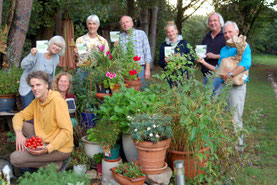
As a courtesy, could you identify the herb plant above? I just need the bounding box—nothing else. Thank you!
[115,162,145,178]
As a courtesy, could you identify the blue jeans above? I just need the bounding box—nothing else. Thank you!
[138,66,146,89]
[21,91,35,110]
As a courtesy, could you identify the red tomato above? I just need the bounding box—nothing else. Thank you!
[31,136,35,140]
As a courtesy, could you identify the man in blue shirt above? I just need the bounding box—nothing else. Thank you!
[197,21,251,151]
[119,15,152,87]
[217,21,251,151]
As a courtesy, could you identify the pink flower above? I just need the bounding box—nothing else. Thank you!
[106,51,110,56]
[98,45,105,52]
[109,54,113,60]
[106,72,110,77]
[112,73,116,78]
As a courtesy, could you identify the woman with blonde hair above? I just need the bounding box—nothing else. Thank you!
[159,21,194,87]
[52,72,75,100]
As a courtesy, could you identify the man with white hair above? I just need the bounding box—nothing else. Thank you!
[119,15,151,87]
[217,21,251,151]
[201,12,226,85]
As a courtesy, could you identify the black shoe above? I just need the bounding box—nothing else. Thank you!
[59,158,70,172]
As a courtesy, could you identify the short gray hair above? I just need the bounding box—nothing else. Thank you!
[207,12,224,27]
[86,14,100,25]
[119,15,133,24]
[48,35,66,56]
[224,21,239,31]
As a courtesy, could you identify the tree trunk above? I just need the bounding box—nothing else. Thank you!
[55,9,62,36]
[176,0,184,34]
[7,0,32,67]
[127,0,135,18]
[149,5,158,68]
[141,9,149,36]
[0,0,3,26]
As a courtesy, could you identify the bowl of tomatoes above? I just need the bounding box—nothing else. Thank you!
[24,136,45,151]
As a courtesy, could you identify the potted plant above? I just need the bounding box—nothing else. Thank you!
[117,30,142,91]
[95,87,159,162]
[128,113,172,174]
[68,144,90,176]
[91,119,121,161]
[81,128,103,159]
[92,152,104,175]
[0,65,22,111]
[110,161,146,185]
[150,48,233,179]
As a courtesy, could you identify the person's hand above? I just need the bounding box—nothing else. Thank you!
[144,69,151,80]
[30,48,37,56]
[114,41,119,46]
[15,131,26,152]
[28,146,48,156]
[195,55,204,64]
[206,52,215,59]
[220,72,232,81]
[165,57,169,63]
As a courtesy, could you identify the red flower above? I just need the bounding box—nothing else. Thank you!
[133,55,141,61]
[129,70,137,76]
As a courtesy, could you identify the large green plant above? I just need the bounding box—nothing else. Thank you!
[95,88,159,133]
[0,66,22,95]
[17,163,90,185]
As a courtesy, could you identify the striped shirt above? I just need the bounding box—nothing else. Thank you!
[119,29,152,65]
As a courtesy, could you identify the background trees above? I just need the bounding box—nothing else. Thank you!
[0,0,276,67]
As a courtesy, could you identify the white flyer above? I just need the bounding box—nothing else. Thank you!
[164,46,175,57]
[195,45,207,58]
[76,43,87,55]
[36,40,48,53]
[110,31,120,42]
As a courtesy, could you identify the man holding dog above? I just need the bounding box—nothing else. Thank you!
[197,21,251,151]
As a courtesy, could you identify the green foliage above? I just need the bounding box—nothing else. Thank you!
[128,113,172,143]
[115,162,145,178]
[92,152,104,164]
[0,66,22,95]
[6,131,15,143]
[96,88,159,133]
[68,144,89,167]
[182,16,209,48]
[89,120,120,149]
[17,163,90,185]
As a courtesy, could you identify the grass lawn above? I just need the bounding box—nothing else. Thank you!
[234,55,277,184]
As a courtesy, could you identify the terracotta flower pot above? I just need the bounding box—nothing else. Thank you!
[124,77,142,91]
[110,167,146,185]
[134,139,171,174]
[95,92,112,99]
[168,147,211,179]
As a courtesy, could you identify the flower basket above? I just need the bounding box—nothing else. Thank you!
[111,167,146,185]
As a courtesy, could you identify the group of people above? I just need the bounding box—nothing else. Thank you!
[10,12,251,171]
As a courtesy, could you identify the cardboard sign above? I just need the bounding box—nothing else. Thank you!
[195,45,207,58]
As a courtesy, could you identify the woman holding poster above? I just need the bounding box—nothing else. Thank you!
[19,36,66,109]
[159,21,193,87]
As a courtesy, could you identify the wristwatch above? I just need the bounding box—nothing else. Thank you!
[228,72,233,78]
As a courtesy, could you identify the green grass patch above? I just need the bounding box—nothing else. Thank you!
[235,61,277,184]
[252,54,277,66]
